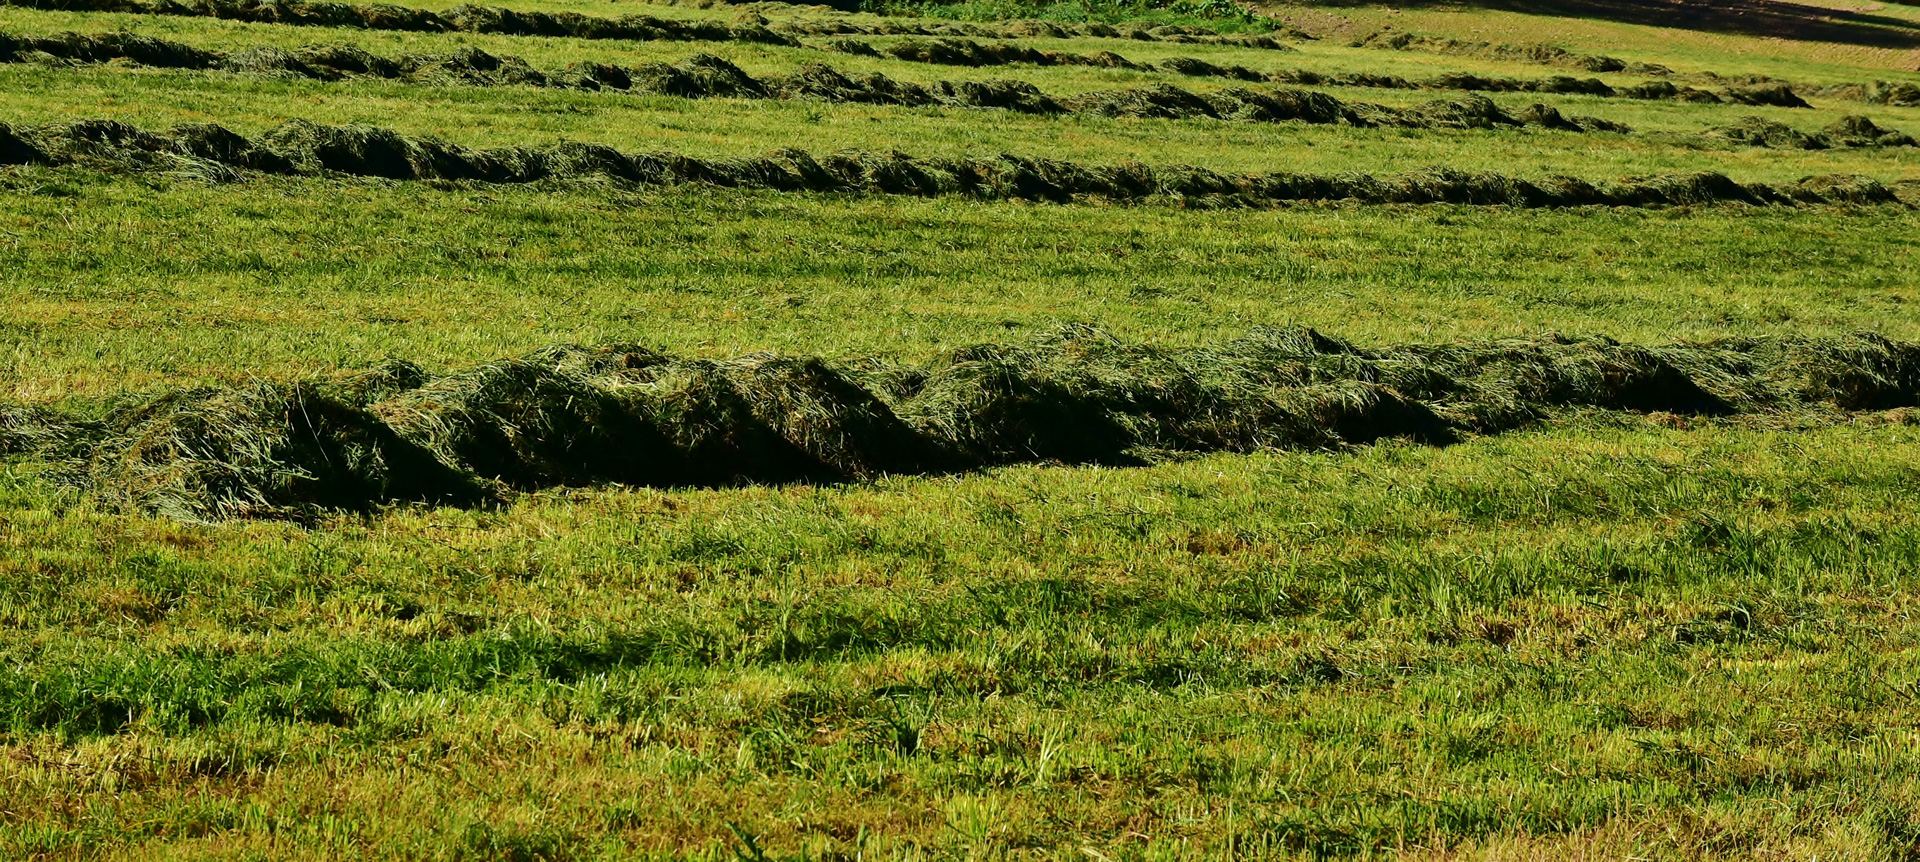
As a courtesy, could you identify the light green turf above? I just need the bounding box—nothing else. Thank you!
[1,173,1915,401]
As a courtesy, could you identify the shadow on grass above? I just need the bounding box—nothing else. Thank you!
[1303,0,1920,51]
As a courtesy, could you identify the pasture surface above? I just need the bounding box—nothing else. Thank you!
[3,0,1920,858]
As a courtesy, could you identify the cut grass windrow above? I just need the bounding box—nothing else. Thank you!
[6,327,1918,520]
[0,0,1299,48]
[20,35,1917,149]
[761,9,1305,46]
[0,12,1865,114]
[4,117,1912,206]
[14,30,1917,150]
[1352,28,1920,108]
[833,37,1843,110]
[1,33,1682,137]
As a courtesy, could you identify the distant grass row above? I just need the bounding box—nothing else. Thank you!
[24,27,1920,158]
[2,24,1816,114]
[8,65,1920,187]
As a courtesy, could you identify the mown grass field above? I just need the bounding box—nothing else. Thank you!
[4,0,1920,858]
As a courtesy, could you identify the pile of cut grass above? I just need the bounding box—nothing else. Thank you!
[0,0,1303,47]
[0,35,1679,137]
[1351,25,1920,107]
[1707,114,1918,150]
[843,36,1874,108]
[8,27,1874,126]
[9,328,1919,520]
[4,117,1911,207]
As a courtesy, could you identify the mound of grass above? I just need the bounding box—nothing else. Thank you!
[6,116,1910,208]
[1705,115,1918,150]
[0,0,1305,46]
[13,25,1844,120]
[78,382,488,520]
[1350,24,1920,108]
[4,33,1681,138]
[5,0,807,43]
[9,328,1919,520]
[1356,28,1643,74]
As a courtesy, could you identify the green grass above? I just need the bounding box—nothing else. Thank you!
[2,172,1916,401]
[7,0,1920,857]
[5,417,1920,858]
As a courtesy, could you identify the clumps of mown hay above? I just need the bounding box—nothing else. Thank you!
[370,345,944,488]
[0,405,81,457]
[1723,335,1920,410]
[1709,117,1825,150]
[0,0,1305,48]
[1820,116,1918,148]
[1722,84,1811,108]
[778,15,1305,47]
[1156,55,1264,81]
[1351,28,1920,107]
[3,116,1908,209]
[11,27,1820,139]
[76,383,488,521]
[1045,83,1623,133]
[1355,30,1641,74]
[814,33,1833,113]
[857,36,1285,72]
[0,120,47,164]
[16,329,1920,519]
[875,37,1055,68]
[0,29,222,68]
[1512,104,1631,134]
[0,29,1648,136]
[1372,337,1736,432]
[1823,81,1920,108]
[1705,115,1917,150]
[895,327,1455,463]
[0,0,805,46]
[1618,80,1726,103]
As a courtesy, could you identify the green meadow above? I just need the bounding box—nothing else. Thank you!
[4,0,1920,857]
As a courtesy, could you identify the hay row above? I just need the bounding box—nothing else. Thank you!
[10,29,1901,142]
[834,37,1833,110]
[0,19,1849,116]
[0,34,1656,136]
[0,0,1298,49]
[1708,115,1917,150]
[753,11,1303,47]
[35,32,1906,151]
[6,328,1918,520]
[1355,29,1920,108]
[2,117,1911,208]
